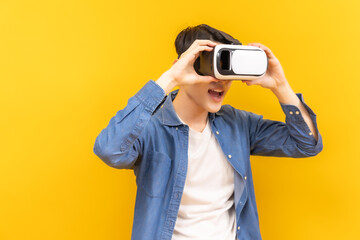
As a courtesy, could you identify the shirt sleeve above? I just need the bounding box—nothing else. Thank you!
[249,93,323,157]
[93,80,166,169]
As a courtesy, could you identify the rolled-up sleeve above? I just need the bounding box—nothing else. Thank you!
[249,93,323,157]
[93,80,166,169]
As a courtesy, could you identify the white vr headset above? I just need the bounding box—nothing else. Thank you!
[194,44,268,80]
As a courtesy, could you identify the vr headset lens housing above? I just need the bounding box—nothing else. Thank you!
[195,44,268,80]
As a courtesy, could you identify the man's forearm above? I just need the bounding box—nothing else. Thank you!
[271,82,319,141]
[155,70,177,95]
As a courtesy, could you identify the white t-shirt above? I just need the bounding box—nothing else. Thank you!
[172,117,236,240]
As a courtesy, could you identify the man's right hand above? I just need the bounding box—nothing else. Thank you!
[156,39,220,94]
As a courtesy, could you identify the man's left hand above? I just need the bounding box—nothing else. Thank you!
[241,43,287,90]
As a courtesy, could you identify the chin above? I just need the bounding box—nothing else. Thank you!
[207,103,222,113]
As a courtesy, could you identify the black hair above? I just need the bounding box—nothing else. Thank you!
[174,24,241,59]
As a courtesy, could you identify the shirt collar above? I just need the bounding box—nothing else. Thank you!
[159,89,224,126]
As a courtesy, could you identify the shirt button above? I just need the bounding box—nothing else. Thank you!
[237,226,240,230]
[289,111,293,115]
[216,131,219,135]
[228,154,232,159]
[244,176,247,180]
[176,127,178,130]
[295,111,300,115]
[309,132,313,135]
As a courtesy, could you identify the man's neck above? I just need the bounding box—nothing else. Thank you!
[173,90,208,133]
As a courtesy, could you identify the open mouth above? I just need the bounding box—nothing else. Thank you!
[208,89,224,101]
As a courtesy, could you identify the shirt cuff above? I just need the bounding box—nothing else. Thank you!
[280,93,320,143]
[135,80,166,112]
[279,93,316,122]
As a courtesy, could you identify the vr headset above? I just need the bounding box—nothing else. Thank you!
[194,44,268,80]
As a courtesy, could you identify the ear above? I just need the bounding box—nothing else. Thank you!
[172,59,178,65]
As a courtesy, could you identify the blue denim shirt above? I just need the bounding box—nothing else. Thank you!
[93,80,323,240]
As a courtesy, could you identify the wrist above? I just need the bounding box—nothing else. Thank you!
[155,70,177,95]
[271,81,299,105]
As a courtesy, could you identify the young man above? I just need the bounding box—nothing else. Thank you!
[93,24,323,240]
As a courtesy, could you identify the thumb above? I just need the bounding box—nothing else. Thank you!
[242,79,260,86]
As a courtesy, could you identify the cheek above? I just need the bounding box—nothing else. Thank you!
[189,85,208,95]
[226,81,233,89]
[183,84,210,103]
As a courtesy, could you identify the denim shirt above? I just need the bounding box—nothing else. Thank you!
[93,80,323,240]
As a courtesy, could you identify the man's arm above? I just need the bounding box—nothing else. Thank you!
[242,42,318,141]
[156,39,221,94]
[271,83,318,141]
[246,94,322,157]
[93,80,166,169]
[94,39,220,169]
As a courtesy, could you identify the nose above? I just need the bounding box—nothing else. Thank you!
[212,79,226,83]
[210,79,231,89]
[217,79,232,86]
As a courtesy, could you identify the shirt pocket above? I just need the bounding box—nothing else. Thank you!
[141,151,172,198]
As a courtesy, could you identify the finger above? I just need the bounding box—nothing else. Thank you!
[247,43,258,47]
[179,45,213,63]
[259,45,275,59]
[187,39,218,52]
[184,44,214,57]
[242,79,259,86]
[197,45,214,54]
[248,42,276,59]
[189,45,214,61]
[193,39,218,46]
[241,80,252,86]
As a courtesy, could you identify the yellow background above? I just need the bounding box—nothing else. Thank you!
[1,0,359,239]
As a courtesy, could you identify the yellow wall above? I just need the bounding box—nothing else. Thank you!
[1,0,359,239]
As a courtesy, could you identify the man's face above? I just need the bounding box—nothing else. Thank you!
[181,79,233,113]
[178,40,232,113]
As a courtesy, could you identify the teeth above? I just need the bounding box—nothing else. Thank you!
[212,89,223,93]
